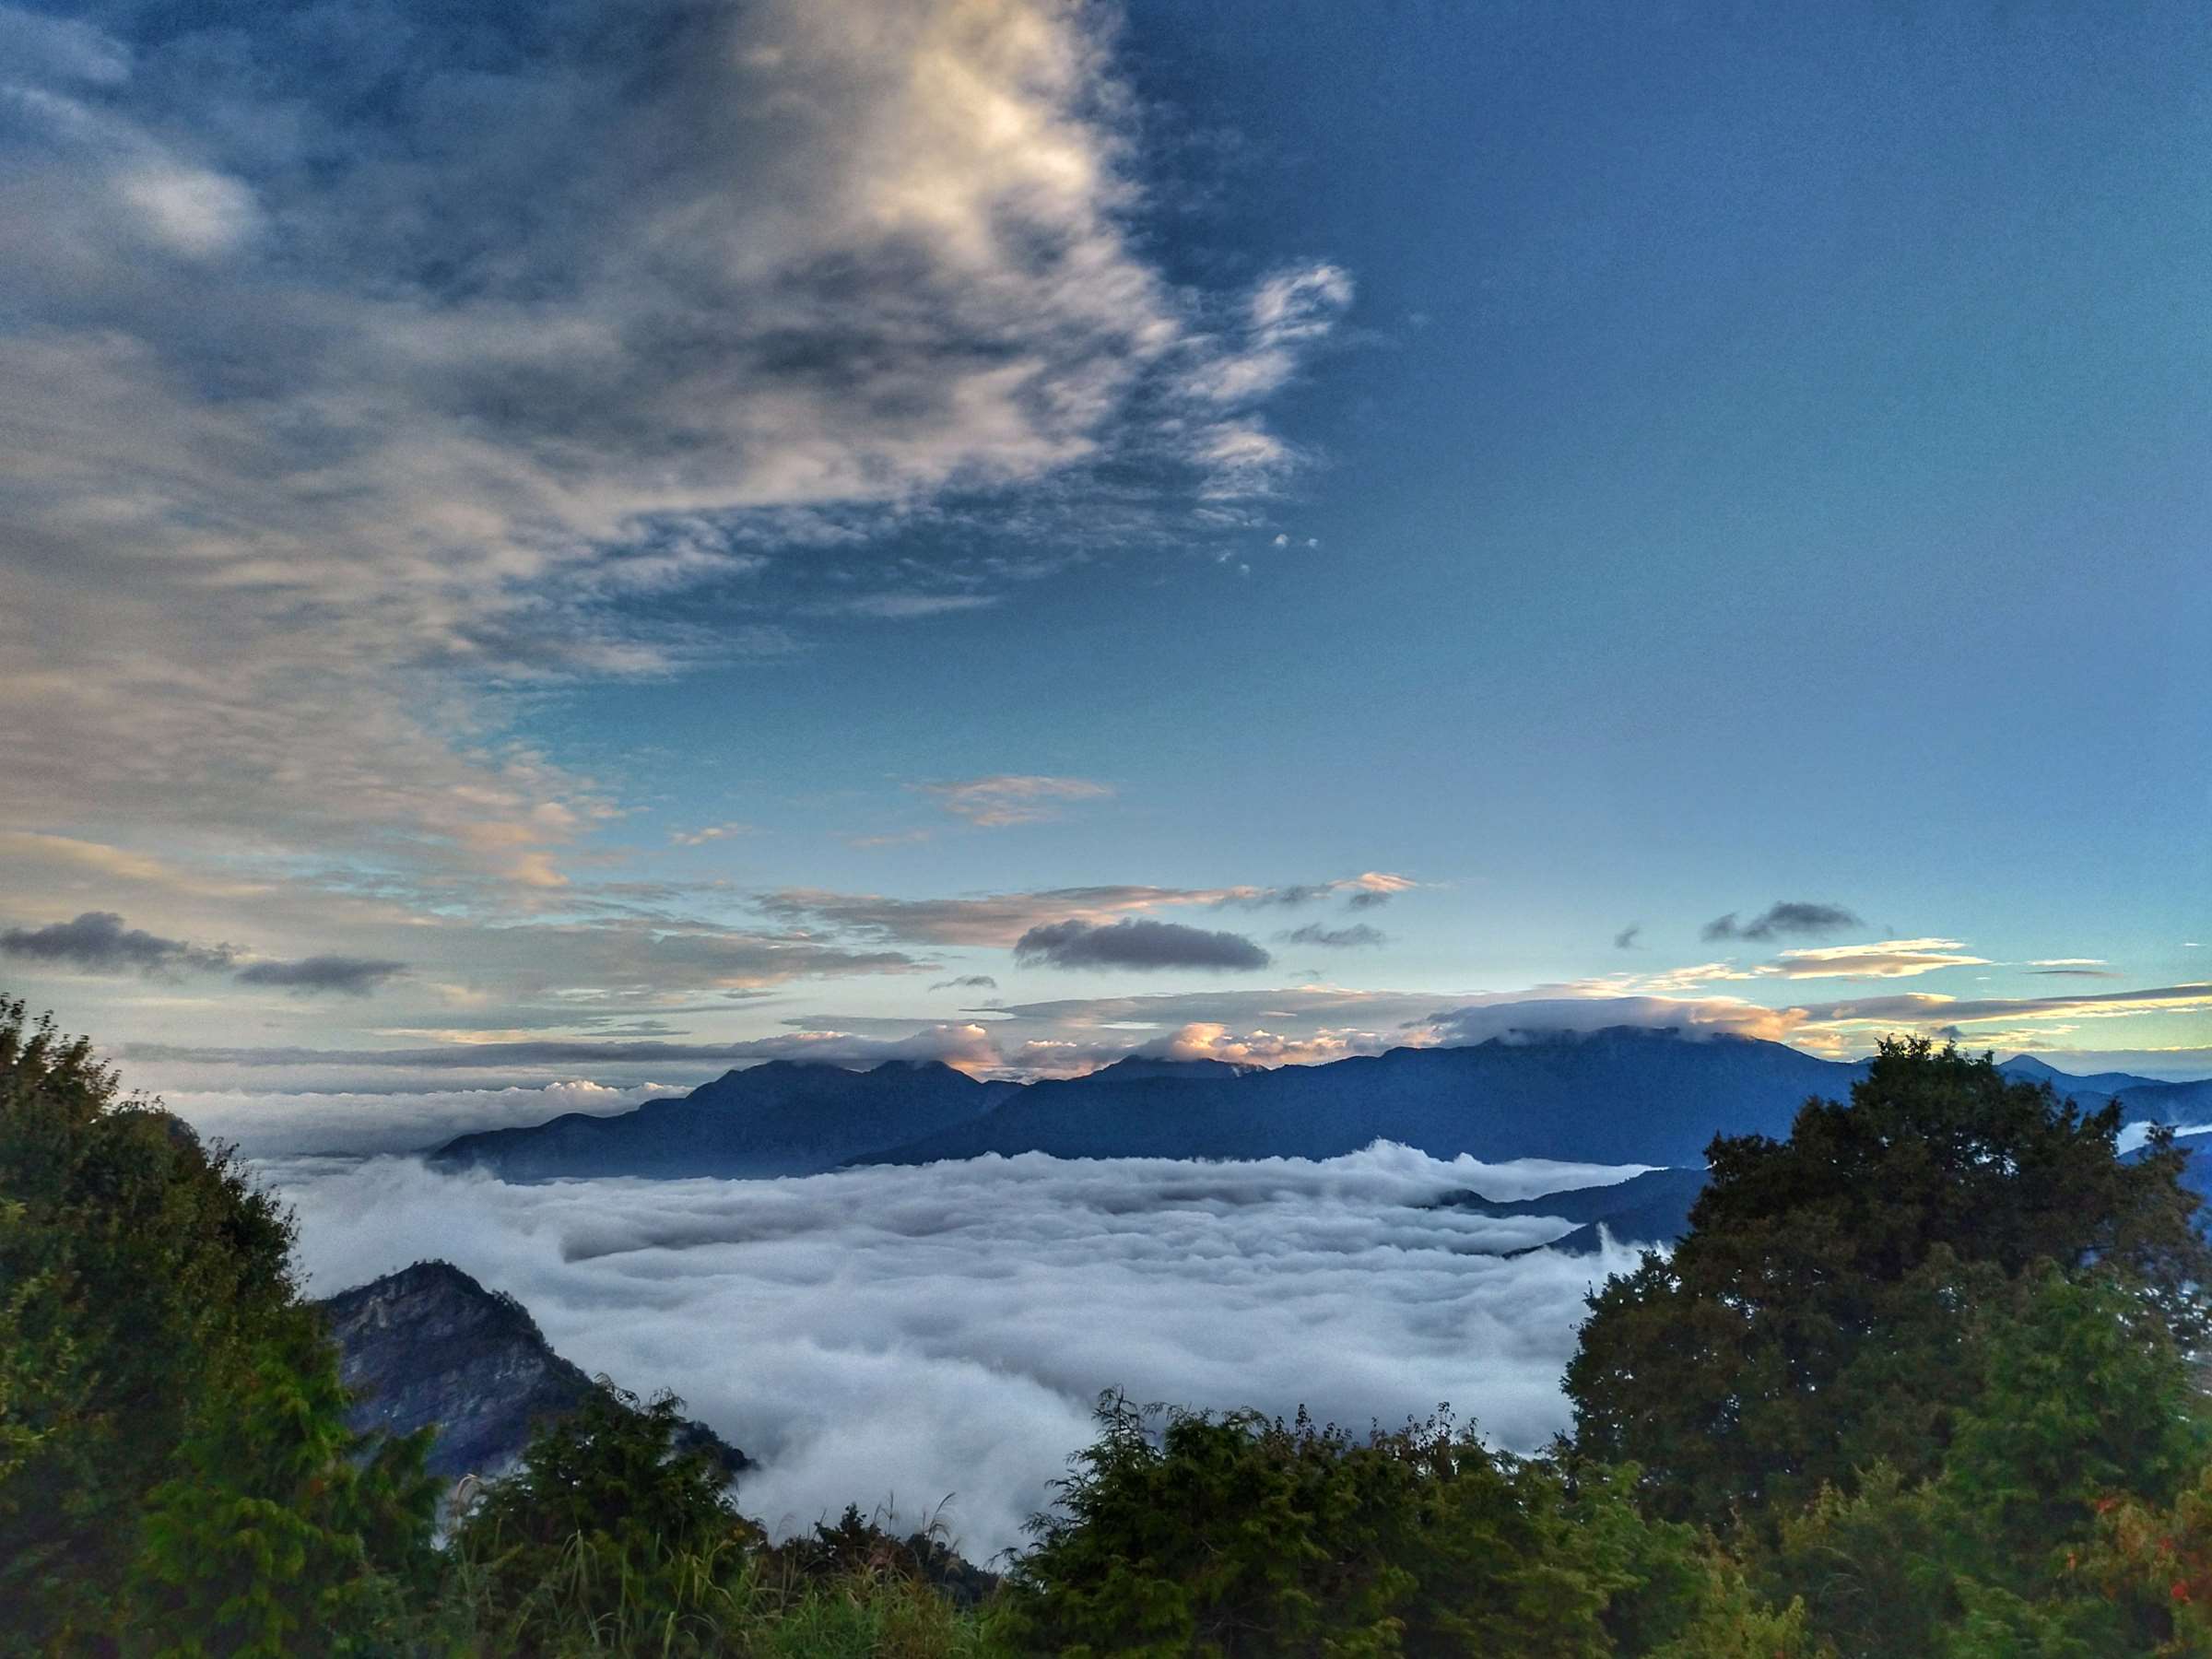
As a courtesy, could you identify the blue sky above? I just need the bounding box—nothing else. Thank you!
[2,0,2206,1137]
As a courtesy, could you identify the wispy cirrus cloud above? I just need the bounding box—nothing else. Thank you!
[669,823,754,848]
[919,775,1114,828]
[1279,923,1387,950]
[1759,938,1991,980]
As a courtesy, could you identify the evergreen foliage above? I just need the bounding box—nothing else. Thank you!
[1004,1395,1806,1656]
[1567,1037,2210,1527]
[0,996,429,1653]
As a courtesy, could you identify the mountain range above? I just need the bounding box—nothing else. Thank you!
[435,1058,1018,1181]
[429,1030,2209,1186]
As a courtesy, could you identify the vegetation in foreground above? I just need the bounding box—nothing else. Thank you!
[6,994,2212,1654]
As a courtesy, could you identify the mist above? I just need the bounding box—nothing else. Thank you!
[274,1146,1652,1559]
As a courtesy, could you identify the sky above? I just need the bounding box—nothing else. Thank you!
[4,0,2210,1147]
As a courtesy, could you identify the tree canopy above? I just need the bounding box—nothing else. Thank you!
[1566,1038,2210,1529]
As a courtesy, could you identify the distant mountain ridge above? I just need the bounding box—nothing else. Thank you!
[1997,1053,2212,1124]
[863,1029,1865,1169]
[433,1028,1860,1179]
[429,1032,2212,1187]
[1433,1166,1713,1256]
[434,1057,1017,1181]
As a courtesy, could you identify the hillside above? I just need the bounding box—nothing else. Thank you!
[318,1259,748,1480]
[866,1028,1865,1169]
[432,1057,1017,1181]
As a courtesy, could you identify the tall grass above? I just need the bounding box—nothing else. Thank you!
[431,1526,1013,1657]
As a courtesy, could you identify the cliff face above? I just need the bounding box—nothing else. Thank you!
[318,1259,747,1480]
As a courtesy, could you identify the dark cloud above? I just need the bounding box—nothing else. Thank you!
[929,974,998,992]
[233,955,407,995]
[1012,918,1271,973]
[1613,924,1642,950]
[0,911,235,976]
[1700,901,1864,943]
[759,880,1392,947]
[1346,889,1392,911]
[1217,884,1334,910]
[1426,997,1794,1045]
[1279,923,1387,950]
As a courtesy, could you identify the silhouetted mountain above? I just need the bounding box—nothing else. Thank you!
[432,1058,1017,1181]
[429,1034,2212,1189]
[2112,1077,2212,1124]
[318,1260,748,1481]
[1434,1165,1711,1254]
[867,1028,1865,1169]
[1998,1053,2165,1100]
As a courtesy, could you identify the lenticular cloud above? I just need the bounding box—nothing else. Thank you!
[274,1146,1650,1559]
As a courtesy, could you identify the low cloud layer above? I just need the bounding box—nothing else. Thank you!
[1701,902,1864,943]
[1013,917,1272,973]
[176,1080,685,1156]
[275,1147,1649,1559]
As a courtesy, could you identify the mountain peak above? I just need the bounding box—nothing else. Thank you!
[1089,1055,1248,1082]
[318,1260,747,1481]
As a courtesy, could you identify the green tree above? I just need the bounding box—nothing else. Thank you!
[0,997,436,1653]
[444,1382,765,1654]
[1,999,305,1647]
[1004,1394,1799,1657]
[126,1321,441,1656]
[1567,1039,2209,1528]
[1759,1265,2206,1655]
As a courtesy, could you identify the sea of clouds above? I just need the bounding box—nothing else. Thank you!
[273,1146,1652,1561]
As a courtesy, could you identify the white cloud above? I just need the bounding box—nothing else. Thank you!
[116,164,258,256]
[275,1147,1649,1559]
[918,774,1115,828]
[174,1079,684,1156]
[0,0,1346,906]
[669,822,755,847]
[1759,937,1990,980]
